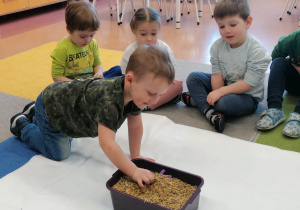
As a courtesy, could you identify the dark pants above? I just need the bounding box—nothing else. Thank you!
[267,57,300,110]
[187,71,258,116]
[103,65,122,78]
[21,93,72,161]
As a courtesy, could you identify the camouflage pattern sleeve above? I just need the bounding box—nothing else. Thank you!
[42,76,141,138]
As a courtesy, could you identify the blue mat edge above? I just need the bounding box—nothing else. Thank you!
[0,136,38,179]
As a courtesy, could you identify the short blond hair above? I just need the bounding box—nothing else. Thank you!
[65,1,100,33]
[126,45,175,85]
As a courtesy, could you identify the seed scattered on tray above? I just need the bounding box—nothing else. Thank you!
[112,172,197,210]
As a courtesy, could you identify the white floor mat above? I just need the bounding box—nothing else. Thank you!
[0,113,300,210]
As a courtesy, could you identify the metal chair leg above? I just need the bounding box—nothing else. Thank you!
[194,0,200,24]
[288,0,296,14]
[181,0,190,16]
[163,0,170,21]
[280,0,292,21]
[198,0,203,17]
[207,0,214,18]
[119,0,128,24]
[116,0,121,25]
[131,0,136,12]
[109,0,113,16]
[157,0,162,11]
[169,0,174,21]
[294,0,299,8]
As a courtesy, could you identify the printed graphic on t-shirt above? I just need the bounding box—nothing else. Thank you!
[221,64,245,85]
[67,52,94,76]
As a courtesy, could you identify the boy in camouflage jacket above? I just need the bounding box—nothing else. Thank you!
[10,45,175,188]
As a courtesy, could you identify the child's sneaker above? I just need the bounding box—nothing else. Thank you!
[256,108,285,130]
[181,92,194,107]
[22,101,35,123]
[283,112,300,138]
[168,94,182,104]
[209,111,225,132]
[10,113,30,137]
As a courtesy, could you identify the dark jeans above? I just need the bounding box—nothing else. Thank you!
[103,65,122,78]
[186,71,258,116]
[267,57,300,110]
[21,93,72,161]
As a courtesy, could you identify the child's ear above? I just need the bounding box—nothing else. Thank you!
[125,72,135,86]
[245,16,253,29]
[66,26,71,34]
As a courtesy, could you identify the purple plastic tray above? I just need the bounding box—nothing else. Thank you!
[106,158,204,210]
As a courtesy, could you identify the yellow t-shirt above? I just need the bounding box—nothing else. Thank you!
[51,38,102,80]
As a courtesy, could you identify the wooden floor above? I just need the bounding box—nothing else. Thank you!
[0,0,299,66]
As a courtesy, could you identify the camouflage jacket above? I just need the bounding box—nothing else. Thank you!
[42,76,141,138]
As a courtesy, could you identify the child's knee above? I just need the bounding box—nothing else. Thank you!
[272,57,288,64]
[215,94,256,116]
[214,95,235,114]
[271,57,289,70]
[48,142,71,161]
[50,152,70,161]
[186,72,208,87]
[186,71,199,84]
[214,97,227,111]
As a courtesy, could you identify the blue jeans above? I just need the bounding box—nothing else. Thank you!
[103,65,122,78]
[187,71,258,116]
[21,93,72,161]
[267,57,300,109]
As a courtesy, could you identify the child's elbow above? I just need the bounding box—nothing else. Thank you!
[98,138,113,152]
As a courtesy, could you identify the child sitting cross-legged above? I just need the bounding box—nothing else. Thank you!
[51,0,122,82]
[181,0,271,132]
[10,45,175,188]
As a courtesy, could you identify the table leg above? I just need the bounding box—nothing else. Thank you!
[176,0,180,28]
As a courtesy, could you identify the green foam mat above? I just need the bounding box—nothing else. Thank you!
[256,93,300,152]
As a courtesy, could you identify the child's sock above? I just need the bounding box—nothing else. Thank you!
[204,108,225,132]
[204,108,215,120]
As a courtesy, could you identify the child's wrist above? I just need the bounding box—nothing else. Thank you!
[131,154,140,160]
[218,86,227,96]
[130,167,138,178]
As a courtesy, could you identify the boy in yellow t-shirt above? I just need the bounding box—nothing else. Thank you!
[51,0,121,82]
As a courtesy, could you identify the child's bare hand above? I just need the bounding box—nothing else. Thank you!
[207,90,223,106]
[132,155,155,162]
[93,73,104,78]
[131,168,155,188]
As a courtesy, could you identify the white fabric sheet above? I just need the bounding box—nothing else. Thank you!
[0,113,300,210]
